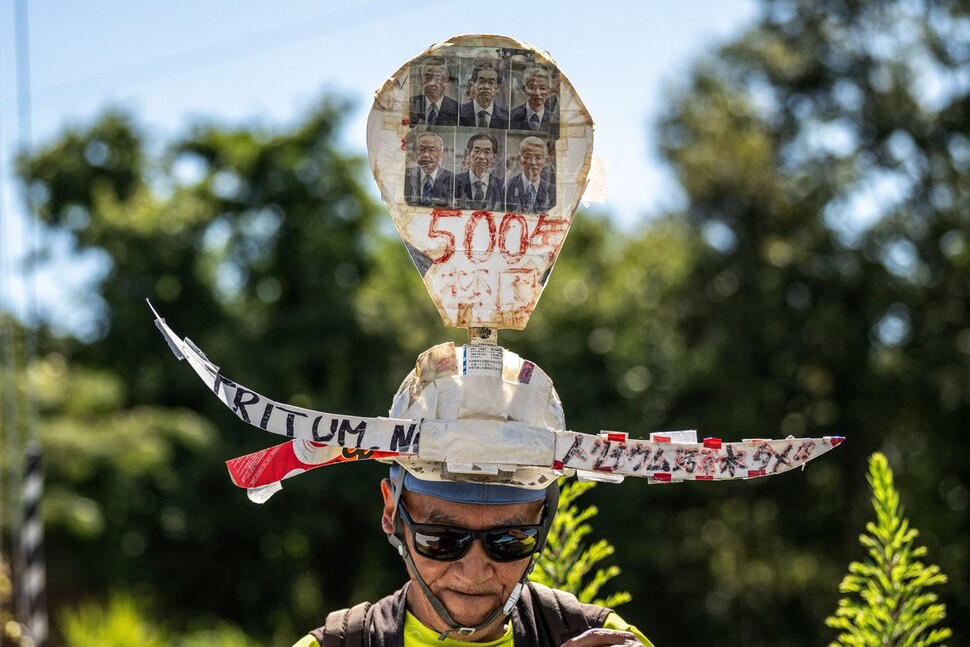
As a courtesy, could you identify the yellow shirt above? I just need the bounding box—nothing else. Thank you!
[292,608,654,646]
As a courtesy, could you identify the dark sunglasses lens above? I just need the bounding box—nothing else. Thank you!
[413,528,471,561]
[486,528,539,561]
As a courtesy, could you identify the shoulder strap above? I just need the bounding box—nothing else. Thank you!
[521,582,613,645]
[310,601,372,647]
[307,584,409,647]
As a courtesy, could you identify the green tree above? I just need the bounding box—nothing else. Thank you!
[635,0,970,643]
[532,479,632,609]
[826,452,950,646]
[14,101,406,643]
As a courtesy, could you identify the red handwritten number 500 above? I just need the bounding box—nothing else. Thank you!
[428,210,531,264]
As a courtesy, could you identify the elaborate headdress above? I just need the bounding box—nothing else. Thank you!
[151,34,842,504]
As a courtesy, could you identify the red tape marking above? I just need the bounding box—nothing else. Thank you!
[703,437,722,449]
[653,473,672,482]
[653,435,671,443]
[747,469,766,478]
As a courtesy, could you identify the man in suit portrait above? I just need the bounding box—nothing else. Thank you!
[459,60,510,129]
[505,136,555,213]
[409,57,459,126]
[404,131,454,207]
[454,133,504,211]
[510,65,560,138]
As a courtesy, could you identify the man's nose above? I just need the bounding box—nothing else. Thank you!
[456,538,495,577]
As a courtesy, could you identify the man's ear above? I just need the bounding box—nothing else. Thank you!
[380,478,395,534]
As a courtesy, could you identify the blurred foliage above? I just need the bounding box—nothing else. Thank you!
[1,555,29,646]
[61,591,256,647]
[61,593,165,647]
[7,98,407,645]
[532,479,632,609]
[0,0,966,644]
[826,453,951,646]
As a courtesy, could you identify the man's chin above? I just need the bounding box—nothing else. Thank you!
[438,590,503,628]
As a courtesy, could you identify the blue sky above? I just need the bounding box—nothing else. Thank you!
[0,0,759,335]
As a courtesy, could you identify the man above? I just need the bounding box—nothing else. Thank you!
[292,343,652,646]
[506,136,556,213]
[404,132,454,207]
[509,66,560,138]
[459,61,510,130]
[454,133,505,211]
[410,57,459,126]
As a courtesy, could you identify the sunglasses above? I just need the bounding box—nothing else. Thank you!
[397,503,545,563]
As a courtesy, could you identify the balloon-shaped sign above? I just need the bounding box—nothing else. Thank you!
[366,34,593,330]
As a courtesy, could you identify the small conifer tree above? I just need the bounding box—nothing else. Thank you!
[532,479,632,609]
[826,452,951,646]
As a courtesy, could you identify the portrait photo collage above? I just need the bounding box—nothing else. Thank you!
[404,50,560,214]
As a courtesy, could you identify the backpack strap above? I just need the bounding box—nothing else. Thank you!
[519,582,613,645]
[309,601,372,647]
[307,584,408,647]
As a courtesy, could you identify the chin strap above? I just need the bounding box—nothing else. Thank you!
[389,532,532,640]
[386,469,559,641]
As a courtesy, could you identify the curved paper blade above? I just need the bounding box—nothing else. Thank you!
[553,432,845,483]
[367,34,594,329]
[151,303,843,502]
[226,440,401,489]
[150,301,421,453]
[226,439,401,502]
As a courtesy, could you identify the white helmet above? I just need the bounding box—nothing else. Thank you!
[387,341,564,498]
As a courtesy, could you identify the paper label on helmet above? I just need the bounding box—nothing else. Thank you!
[462,344,504,376]
[420,419,556,464]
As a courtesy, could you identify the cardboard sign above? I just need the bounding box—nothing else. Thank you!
[367,34,594,329]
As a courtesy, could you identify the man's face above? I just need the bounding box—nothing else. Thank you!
[524,74,550,112]
[422,65,448,102]
[416,135,443,174]
[519,144,547,182]
[381,483,543,640]
[472,68,499,107]
[467,138,496,178]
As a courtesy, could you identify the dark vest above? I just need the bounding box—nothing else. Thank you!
[310,582,612,647]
